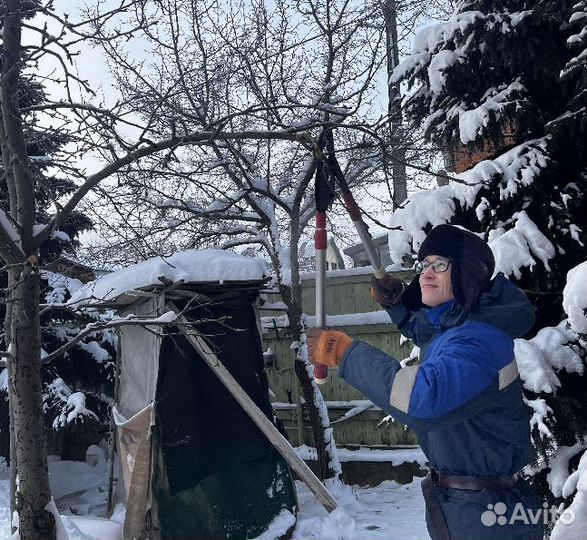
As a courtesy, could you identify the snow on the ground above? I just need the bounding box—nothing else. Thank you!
[0,448,119,540]
[293,477,428,540]
[0,449,429,540]
[68,249,268,306]
[47,455,107,501]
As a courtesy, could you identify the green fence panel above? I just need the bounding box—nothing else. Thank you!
[261,269,414,317]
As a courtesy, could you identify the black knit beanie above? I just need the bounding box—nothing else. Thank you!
[403,224,495,312]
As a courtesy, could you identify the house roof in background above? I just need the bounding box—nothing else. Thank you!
[343,233,388,256]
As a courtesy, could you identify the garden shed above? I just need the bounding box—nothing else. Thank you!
[69,250,299,540]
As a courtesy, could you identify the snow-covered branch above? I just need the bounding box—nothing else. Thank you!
[39,311,179,365]
[0,208,26,263]
[33,128,316,248]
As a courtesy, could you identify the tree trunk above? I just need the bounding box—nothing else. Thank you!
[1,2,56,538]
[382,0,407,208]
[292,350,338,480]
[6,273,18,535]
[280,278,339,480]
[9,265,55,540]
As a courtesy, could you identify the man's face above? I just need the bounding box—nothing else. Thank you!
[419,255,455,307]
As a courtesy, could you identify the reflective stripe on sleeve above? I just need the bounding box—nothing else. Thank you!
[498,359,519,389]
[389,365,420,413]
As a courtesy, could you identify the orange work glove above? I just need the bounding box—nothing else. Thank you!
[307,328,353,367]
[370,273,405,307]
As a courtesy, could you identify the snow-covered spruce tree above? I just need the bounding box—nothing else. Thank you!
[548,261,587,538]
[0,77,113,462]
[388,0,586,511]
[547,2,587,533]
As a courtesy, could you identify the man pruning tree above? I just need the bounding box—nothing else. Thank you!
[309,224,543,540]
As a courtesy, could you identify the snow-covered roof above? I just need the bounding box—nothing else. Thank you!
[68,249,268,307]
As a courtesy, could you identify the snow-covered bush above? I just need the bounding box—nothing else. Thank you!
[39,271,116,433]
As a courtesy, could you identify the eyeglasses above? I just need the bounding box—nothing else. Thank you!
[415,257,451,274]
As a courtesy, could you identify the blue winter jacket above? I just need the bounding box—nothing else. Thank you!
[339,273,535,477]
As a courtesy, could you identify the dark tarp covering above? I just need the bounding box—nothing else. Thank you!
[155,290,297,539]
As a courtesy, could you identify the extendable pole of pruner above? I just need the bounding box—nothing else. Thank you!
[323,133,386,280]
[314,210,328,384]
[313,144,335,385]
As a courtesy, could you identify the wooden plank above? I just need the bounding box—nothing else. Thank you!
[167,303,338,514]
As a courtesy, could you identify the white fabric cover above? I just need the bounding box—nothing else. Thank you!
[119,296,164,418]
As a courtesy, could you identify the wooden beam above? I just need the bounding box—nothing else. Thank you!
[167,302,338,513]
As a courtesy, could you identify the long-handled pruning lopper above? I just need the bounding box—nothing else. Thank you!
[312,130,386,384]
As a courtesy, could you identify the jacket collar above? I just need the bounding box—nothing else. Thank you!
[424,299,460,329]
[419,273,535,338]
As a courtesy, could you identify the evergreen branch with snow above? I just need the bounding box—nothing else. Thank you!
[39,311,178,365]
